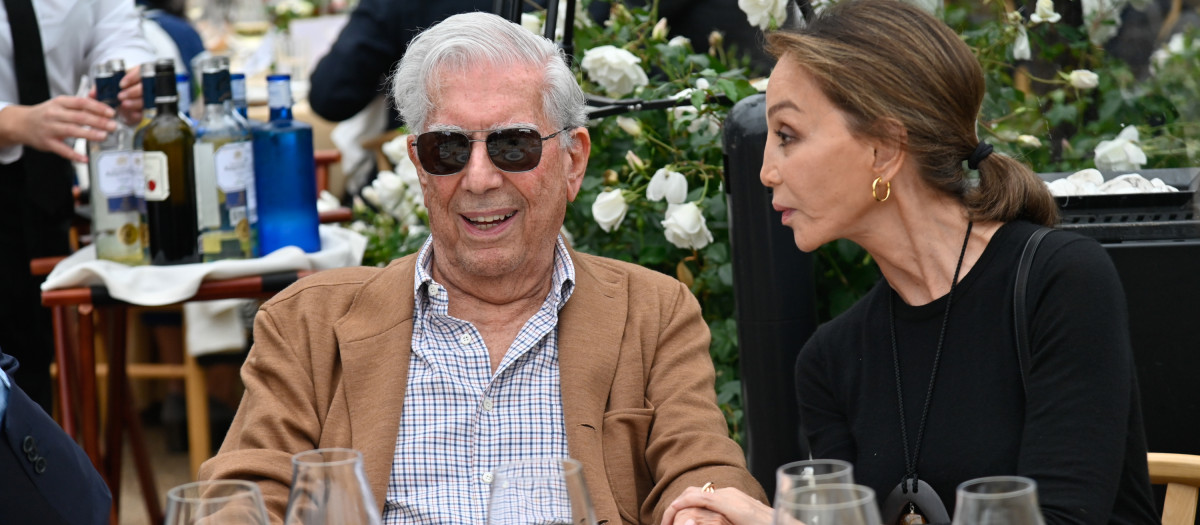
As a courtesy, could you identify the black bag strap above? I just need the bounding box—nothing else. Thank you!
[1013,226,1053,396]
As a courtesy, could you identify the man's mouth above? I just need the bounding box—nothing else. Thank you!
[465,212,516,230]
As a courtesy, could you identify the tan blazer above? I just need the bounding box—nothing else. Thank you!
[199,248,766,524]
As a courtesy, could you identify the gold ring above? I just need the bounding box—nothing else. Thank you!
[701,482,716,493]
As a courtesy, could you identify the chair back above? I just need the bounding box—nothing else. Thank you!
[1148,452,1200,525]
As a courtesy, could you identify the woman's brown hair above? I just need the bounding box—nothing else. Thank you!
[765,0,1058,226]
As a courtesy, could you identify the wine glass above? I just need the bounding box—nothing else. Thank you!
[487,457,597,525]
[774,483,882,525]
[951,476,1046,525]
[165,479,269,525]
[775,459,855,503]
[284,448,382,525]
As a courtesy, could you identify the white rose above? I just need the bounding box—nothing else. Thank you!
[1068,69,1099,89]
[316,190,340,213]
[592,189,629,233]
[295,1,314,17]
[521,13,542,35]
[625,150,645,171]
[646,168,688,204]
[1094,126,1147,171]
[651,18,669,40]
[581,45,649,97]
[371,170,406,213]
[1016,134,1042,147]
[751,77,769,92]
[902,0,940,15]
[695,78,710,90]
[1030,0,1062,23]
[667,35,691,47]
[616,116,642,137]
[1081,0,1122,45]
[381,134,410,167]
[1012,25,1031,60]
[738,0,787,30]
[661,203,714,250]
[673,105,721,136]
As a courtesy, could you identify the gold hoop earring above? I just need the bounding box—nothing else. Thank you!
[872,176,891,202]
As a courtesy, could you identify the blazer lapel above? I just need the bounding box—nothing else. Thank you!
[558,250,628,520]
[334,255,418,508]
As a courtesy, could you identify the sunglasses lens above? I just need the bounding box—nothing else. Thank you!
[415,128,552,175]
[486,128,543,172]
[416,131,472,175]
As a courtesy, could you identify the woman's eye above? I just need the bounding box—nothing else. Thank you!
[774,129,796,145]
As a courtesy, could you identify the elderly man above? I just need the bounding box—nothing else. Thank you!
[199,11,765,524]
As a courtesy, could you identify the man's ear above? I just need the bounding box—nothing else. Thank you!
[871,118,907,182]
[564,127,591,201]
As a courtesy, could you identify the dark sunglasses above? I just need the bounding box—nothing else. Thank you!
[413,127,572,176]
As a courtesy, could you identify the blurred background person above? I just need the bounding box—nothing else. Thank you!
[0,0,154,412]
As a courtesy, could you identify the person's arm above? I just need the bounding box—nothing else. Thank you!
[0,351,111,525]
[86,0,155,123]
[643,280,768,523]
[0,97,116,163]
[196,306,324,520]
[1018,236,1141,524]
[307,0,408,122]
[795,329,856,462]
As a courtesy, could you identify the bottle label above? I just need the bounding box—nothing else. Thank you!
[95,150,141,213]
[214,141,253,193]
[143,151,170,201]
[267,80,292,110]
[193,142,221,230]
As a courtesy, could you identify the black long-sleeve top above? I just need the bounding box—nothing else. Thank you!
[796,220,1159,524]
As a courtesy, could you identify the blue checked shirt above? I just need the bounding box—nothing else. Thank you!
[382,237,575,524]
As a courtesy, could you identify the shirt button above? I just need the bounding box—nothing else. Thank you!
[459,333,474,346]
[482,472,494,483]
[428,283,441,297]
[482,398,494,411]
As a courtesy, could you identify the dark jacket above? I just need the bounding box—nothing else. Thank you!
[0,351,111,525]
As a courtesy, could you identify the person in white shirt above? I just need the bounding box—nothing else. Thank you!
[0,0,154,411]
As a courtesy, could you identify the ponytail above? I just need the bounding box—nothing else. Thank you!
[965,152,1059,227]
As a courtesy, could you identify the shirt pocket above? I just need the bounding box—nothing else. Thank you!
[602,405,654,524]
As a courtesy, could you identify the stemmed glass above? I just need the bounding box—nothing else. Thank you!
[284,448,382,525]
[165,479,270,525]
[775,459,855,503]
[486,457,598,525]
[774,483,882,525]
[951,476,1046,525]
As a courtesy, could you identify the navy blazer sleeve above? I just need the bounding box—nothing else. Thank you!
[0,351,111,525]
[308,0,494,125]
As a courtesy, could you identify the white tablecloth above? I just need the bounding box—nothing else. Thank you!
[42,224,367,306]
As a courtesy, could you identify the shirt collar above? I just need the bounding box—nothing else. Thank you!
[413,235,576,311]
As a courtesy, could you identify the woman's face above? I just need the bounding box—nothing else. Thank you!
[761,58,880,252]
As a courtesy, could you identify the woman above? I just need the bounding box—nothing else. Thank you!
[662,0,1159,524]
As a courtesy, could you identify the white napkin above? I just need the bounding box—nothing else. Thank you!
[42,224,367,307]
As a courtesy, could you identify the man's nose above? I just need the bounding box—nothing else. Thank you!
[460,141,504,194]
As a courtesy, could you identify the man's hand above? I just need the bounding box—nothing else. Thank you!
[0,96,116,163]
[116,67,144,125]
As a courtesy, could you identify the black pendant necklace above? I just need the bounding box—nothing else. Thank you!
[880,221,973,525]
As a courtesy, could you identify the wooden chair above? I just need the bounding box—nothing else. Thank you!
[1148,452,1200,525]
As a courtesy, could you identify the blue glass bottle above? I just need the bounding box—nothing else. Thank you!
[252,74,320,254]
[176,72,194,122]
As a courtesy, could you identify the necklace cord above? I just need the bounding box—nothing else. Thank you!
[890,221,975,492]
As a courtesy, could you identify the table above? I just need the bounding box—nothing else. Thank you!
[43,269,316,524]
[39,208,355,524]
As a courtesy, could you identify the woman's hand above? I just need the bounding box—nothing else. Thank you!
[661,485,774,525]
